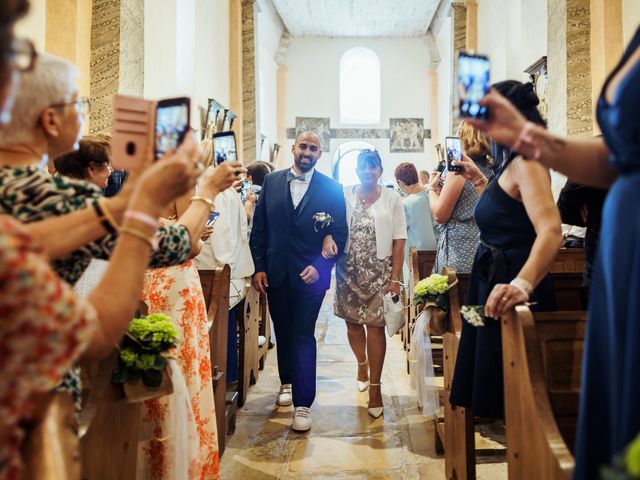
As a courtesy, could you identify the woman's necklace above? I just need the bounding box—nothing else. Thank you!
[356,185,381,209]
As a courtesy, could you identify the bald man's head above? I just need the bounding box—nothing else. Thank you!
[291,131,322,173]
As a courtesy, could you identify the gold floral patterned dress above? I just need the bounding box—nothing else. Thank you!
[334,202,391,327]
[137,220,219,480]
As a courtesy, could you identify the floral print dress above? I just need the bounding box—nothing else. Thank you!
[0,217,97,479]
[137,219,219,480]
[334,202,391,327]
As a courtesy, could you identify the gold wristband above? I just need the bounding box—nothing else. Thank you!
[119,226,158,250]
[472,176,488,187]
[190,195,215,211]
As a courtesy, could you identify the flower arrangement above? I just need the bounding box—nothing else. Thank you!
[313,212,333,232]
[461,305,487,327]
[601,432,640,479]
[413,273,450,311]
[112,313,179,388]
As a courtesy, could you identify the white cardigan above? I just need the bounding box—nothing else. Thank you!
[343,186,408,260]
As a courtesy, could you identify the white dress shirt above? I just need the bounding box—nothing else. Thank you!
[289,167,315,209]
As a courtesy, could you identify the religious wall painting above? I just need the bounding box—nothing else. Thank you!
[389,118,425,153]
[525,56,548,121]
[295,117,331,151]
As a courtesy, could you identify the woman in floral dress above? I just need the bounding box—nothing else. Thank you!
[329,150,406,418]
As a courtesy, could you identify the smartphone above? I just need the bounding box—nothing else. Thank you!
[111,95,155,171]
[205,211,220,227]
[241,180,252,202]
[458,51,490,120]
[445,136,462,172]
[154,97,190,159]
[212,131,237,165]
[434,159,446,173]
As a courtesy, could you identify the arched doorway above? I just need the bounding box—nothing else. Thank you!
[332,141,376,186]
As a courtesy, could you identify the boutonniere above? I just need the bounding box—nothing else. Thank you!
[313,212,333,232]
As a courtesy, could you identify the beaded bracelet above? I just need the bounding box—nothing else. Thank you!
[473,176,488,187]
[510,277,533,298]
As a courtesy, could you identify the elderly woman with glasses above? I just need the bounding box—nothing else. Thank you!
[0,1,231,477]
[323,149,407,419]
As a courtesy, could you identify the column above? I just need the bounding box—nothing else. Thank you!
[547,0,593,137]
[275,31,291,169]
[465,0,478,51]
[90,0,144,135]
[425,32,440,156]
[451,1,467,135]
[590,0,622,133]
[241,0,259,164]
[229,0,244,163]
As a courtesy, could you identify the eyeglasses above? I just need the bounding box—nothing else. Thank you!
[2,38,37,72]
[49,96,92,115]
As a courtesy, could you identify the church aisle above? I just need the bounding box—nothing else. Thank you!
[220,286,506,479]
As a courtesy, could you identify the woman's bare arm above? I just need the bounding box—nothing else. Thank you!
[428,173,466,224]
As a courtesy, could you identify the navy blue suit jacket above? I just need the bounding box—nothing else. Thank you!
[250,169,348,293]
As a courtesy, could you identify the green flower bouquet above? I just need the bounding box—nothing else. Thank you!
[112,313,180,393]
[412,273,453,336]
[601,432,640,479]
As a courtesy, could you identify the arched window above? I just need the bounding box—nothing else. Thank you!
[339,47,381,125]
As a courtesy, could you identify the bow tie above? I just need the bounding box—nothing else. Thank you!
[287,171,307,182]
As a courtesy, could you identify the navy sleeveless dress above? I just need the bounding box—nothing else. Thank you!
[574,28,640,479]
[449,165,556,418]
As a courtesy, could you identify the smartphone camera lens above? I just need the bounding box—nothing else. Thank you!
[126,142,136,156]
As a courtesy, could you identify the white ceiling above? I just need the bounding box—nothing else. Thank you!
[270,0,442,38]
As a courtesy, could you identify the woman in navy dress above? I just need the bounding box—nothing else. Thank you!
[468,27,640,479]
[448,81,562,418]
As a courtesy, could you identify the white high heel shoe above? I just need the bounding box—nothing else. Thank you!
[368,383,383,418]
[357,359,370,392]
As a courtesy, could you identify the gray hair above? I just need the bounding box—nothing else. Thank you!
[0,53,78,147]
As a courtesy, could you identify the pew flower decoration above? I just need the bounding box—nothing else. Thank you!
[601,431,640,479]
[413,273,450,311]
[112,313,179,388]
[313,212,333,232]
[461,306,487,327]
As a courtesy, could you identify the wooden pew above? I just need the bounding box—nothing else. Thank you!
[237,287,262,407]
[436,249,585,479]
[501,307,586,479]
[199,266,236,455]
[406,248,438,373]
[257,293,271,371]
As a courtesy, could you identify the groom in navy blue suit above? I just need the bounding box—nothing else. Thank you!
[250,131,348,431]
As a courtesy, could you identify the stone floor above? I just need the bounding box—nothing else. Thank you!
[220,287,507,479]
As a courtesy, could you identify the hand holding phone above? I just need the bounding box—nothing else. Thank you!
[458,51,490,120]
[445,136,463,172]
[155,97,190,159]
[206,211,220,227]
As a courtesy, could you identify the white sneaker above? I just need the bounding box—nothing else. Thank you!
[258,335,266,347]
[291,407,312,432]
[276,384,292,406]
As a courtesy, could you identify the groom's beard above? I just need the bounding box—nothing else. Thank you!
[294,154,318,173]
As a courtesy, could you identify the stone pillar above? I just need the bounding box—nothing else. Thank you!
[465,0,478,51]
[590,0,622,133]
[90,0,144,135]
[451,1,467,135]
[275,31,291,169]
[241,0,259,164]
[425,32,441,159]
[547,0,593,137]
[229,0,243,163]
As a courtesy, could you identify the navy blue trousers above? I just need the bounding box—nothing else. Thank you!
[267,281,325,408]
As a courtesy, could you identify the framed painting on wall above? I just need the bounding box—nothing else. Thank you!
[295,117,331,151]
[389,118,425,153]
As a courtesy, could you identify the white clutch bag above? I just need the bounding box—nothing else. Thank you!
[383,293,405,336]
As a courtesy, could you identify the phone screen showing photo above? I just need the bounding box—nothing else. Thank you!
[155,100,190,159]
[445,137,462,172]
[205,211,220,227]
[458,52,490,120]
[241,180,252,202]
[212,132,237,165]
